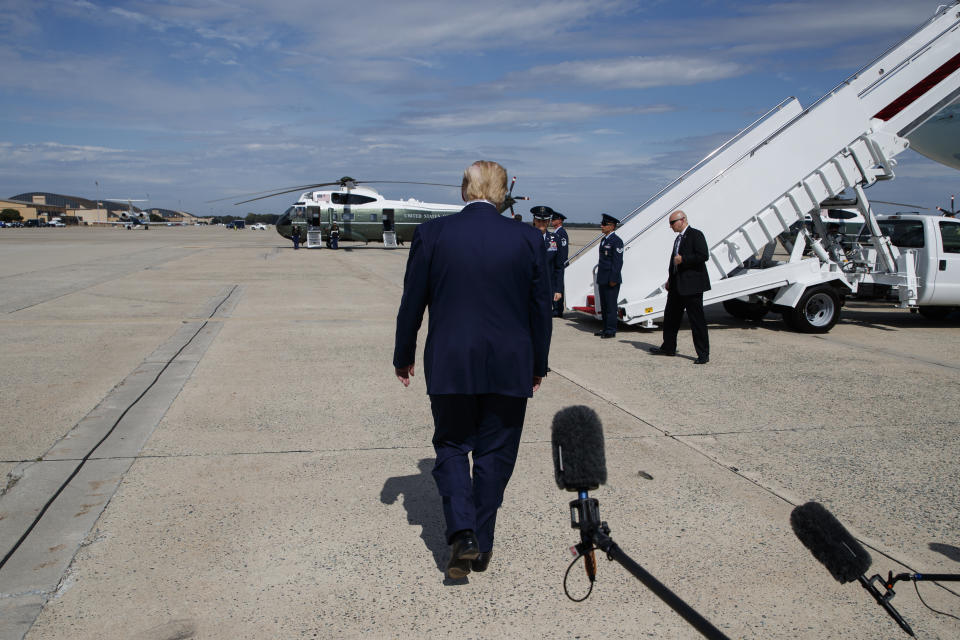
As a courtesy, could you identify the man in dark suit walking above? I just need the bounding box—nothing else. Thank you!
[393,160,553,579]
[650,210,711,364]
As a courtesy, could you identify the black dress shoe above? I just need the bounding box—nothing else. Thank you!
[471,551,493,573]
[693,357,709,365]
[600,333,616,339]
[593,331,605,336]
[649,346,676,356]
[446,530,480,579]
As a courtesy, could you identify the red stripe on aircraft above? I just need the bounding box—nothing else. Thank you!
[873,51,960,121]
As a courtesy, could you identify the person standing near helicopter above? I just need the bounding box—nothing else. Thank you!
[330,223,340,249]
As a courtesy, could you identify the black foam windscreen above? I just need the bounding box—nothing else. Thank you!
[551,405,607,491]
[790,501,872,584]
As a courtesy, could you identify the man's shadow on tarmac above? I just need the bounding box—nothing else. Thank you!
[381,458,467,583]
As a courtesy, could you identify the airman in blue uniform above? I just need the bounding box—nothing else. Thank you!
[595,213,623,338]
[531,206,563,305]
[550,211,569,317]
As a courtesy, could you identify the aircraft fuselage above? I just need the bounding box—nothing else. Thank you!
[274,186,462,245]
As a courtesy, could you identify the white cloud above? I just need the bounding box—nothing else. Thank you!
[623,1,948,57]
[509,56,748,89]
[401,100,673,130]
[108,6,167,31]
[3,141,127,163]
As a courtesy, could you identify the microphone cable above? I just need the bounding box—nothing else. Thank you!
[563,550,597,603]
[913,581,960,621]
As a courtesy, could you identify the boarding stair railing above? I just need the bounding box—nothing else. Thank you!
[564,3,960,326]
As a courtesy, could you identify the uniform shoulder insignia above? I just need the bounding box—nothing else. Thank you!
[616,247,624,253]
[561,238,567,246]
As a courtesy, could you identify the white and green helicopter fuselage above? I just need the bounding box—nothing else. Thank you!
[276,185,462,245]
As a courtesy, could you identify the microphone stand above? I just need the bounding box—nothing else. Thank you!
[867,570,960,637]
[859,574,914,637]
[886,571,960,588]
[569,491,732,640]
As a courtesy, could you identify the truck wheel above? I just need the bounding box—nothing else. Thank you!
[723,299,768,321]
[790,286,840,333]
[918,306,953,321]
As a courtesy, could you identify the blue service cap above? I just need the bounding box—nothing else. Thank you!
[530,205,555,220]
[550,211,567,221]
[601,213,619,225]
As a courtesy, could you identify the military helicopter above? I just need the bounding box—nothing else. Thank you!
[220,176,529,248]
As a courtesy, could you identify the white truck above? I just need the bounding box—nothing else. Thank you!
[564,3,960,334]
[716,212,960,332]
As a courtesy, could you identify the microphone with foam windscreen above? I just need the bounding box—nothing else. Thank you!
[790,501,872,584]
[552,405,607,492]
[790,502,914,636]
[551,406,731,640]
[552,406,606,588]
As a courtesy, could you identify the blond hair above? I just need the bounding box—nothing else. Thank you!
[461,160,508,207]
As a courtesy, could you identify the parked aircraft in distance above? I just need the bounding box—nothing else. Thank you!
[220,176,528,247]
[103,198,152,228]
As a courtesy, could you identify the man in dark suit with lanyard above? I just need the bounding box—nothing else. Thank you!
[650,209,711,364]
[594,213,623,338]
[394,161,553,579]
[550,211,569,317]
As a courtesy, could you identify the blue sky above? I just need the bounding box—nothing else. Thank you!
[0,0,957,221]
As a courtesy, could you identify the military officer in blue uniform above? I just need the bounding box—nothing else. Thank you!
[595,213,623,338]
[531,206,563,307]
[550,211,569,317]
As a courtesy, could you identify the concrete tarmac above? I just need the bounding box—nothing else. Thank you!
[0,226,958,639]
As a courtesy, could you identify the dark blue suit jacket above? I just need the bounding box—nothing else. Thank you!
[393,202,553,397]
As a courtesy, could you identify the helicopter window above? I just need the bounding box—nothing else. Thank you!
[342,212,354,221]
[940,221,960,254]
[369,214,378,222]
[332,213,339,221]
[331,193,377,205]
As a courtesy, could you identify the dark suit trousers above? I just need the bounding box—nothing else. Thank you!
[429,394,527,552]
[662,289,709,359]
[598,282,620,335]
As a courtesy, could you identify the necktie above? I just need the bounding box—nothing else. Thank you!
[672,234,682,273]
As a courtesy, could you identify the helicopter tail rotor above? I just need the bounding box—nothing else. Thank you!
[502,176,530,215]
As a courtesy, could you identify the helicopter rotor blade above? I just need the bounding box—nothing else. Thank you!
[872,199,929,209]
[232,184,345,205]
[205,184,333,204]
[359,180,460,188]
[218,178,461,206]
